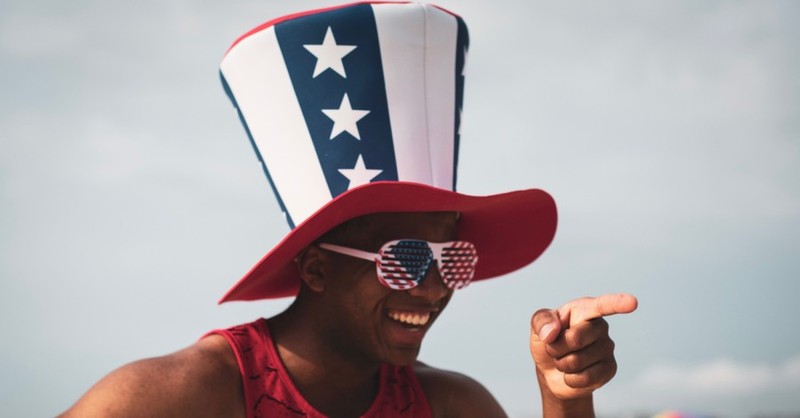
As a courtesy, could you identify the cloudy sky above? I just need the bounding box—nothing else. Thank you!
[1,0,798,417]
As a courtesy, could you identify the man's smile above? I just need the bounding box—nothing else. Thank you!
[386,310,432,327]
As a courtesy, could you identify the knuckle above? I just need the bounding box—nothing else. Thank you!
[544,343,561,359]
[595,317,609,332]
[564,371,591,389]
[563,360,619,390]
[566,329,585,349]
[596,336,615,357]
[557,354,581,373]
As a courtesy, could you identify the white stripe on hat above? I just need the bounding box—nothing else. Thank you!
[221,27,332,225]
[373,4,458,190]
[422,6,458,190]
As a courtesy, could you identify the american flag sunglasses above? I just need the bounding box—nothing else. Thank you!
[318,239,479,290]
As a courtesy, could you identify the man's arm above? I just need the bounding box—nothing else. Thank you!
[530,293,638,418]
[59,335,244,418]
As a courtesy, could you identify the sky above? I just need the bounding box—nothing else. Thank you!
[1,1,798,417]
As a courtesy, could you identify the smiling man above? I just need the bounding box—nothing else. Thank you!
[61,3,636,417]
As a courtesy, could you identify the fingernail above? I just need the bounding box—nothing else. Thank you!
[539,323,554,341]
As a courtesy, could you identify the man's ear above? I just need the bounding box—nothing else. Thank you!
[296,246,327,293]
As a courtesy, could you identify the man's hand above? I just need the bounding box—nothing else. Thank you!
[530,293,638,406]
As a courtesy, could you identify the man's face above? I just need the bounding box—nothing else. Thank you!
[315,211,459,366]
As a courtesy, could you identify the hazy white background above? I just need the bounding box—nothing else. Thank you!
[1,1,798,417]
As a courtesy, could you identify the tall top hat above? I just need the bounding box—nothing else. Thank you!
[219,2,557,302]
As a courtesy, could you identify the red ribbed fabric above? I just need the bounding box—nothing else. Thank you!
[209,319,432,418]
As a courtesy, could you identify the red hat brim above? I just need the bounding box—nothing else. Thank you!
[219,181,557,302]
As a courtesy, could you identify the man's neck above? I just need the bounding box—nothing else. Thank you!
[268,308,382,417]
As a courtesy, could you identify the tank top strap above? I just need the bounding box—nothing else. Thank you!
[209,318,322,418]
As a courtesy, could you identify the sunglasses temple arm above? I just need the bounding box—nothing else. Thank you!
[318,243,378,262]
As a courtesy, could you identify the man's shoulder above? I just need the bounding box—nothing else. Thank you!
[412,361,484,391]
[412,362,507,418]
[60,335,244,418]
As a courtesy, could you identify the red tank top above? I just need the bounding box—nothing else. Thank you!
[209,319,432,418]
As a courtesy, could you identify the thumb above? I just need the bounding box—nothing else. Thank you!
[530,308,562,344]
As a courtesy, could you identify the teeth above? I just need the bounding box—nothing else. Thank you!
[388,311,431,327]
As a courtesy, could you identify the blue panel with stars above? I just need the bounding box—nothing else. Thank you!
[275,4,398,198]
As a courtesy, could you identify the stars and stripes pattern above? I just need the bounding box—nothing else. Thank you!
[377,240,478,290]
[377,240,434,290]
[438,241,478,290]
[220,3,469,228]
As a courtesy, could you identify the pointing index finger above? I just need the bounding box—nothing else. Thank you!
[559,293,638,327]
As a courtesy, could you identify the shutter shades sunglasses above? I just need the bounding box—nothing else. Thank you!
[318,239,478,290]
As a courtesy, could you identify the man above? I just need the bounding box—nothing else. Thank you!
[61,3,637,417]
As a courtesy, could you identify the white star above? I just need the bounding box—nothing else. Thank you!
[322,93,370,140]
[339,155,383,190]
[303,27,357,78]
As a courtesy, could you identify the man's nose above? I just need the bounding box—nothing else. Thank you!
[407,262,449,301]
